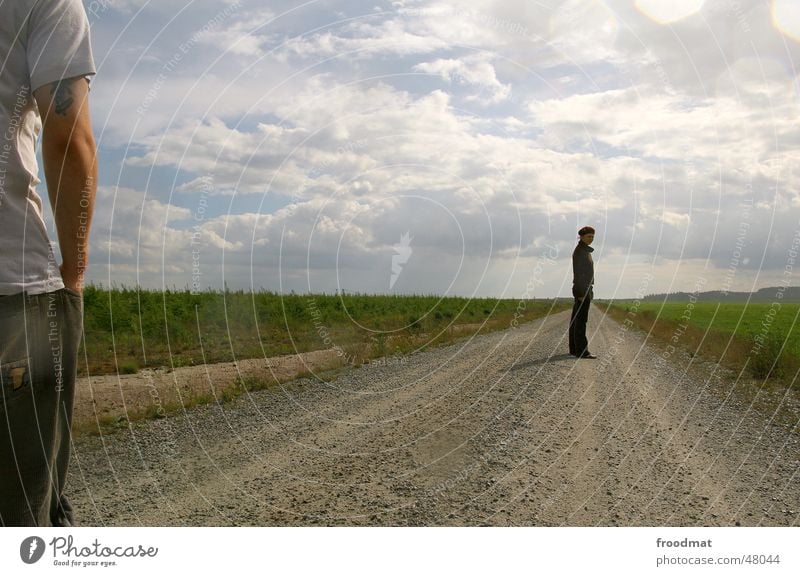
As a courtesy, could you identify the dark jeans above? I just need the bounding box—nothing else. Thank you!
[569,287,592,356]
[0,288,83,526]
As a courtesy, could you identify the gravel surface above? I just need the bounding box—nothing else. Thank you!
[67,308,800,526]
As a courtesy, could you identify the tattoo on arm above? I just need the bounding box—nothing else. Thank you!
[49,77,78,117]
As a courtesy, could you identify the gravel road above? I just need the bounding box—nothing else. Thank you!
[67,308,799,526]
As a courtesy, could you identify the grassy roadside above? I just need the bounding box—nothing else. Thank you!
[74,289,570,435]
[596,301,799,386]
[72,367,347,437]
[595,300,800,427]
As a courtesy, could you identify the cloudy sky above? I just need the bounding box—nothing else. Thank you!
[53,0,800,298]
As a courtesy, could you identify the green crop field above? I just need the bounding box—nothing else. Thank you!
[609,301,799,352]
[603,300,799,383]
[78,286,569,377]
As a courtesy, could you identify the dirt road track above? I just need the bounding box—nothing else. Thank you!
[68,308,799,526]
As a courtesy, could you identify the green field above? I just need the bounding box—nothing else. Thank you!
[603,300,799,382]
[79,286,568,376]
[610,301,799,350]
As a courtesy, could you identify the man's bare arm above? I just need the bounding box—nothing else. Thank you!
[34,76,97,293]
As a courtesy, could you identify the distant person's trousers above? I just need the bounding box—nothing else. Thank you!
[569,287,592,355]
[0,288,83,526]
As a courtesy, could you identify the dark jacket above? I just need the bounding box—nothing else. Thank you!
[572,241,594,298]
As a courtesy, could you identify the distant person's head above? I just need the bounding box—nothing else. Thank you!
[578,226,595,245]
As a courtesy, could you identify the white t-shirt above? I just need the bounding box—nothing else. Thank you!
[0,0,96,295]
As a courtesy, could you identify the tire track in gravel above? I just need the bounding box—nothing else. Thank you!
[67,308,800,526]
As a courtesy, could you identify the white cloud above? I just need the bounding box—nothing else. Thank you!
[86,186,194,283]
[280,14,450,58]
[413,54,511,103]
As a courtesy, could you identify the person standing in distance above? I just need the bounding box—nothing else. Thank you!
[0,0,96,526]
[569,226,596,359]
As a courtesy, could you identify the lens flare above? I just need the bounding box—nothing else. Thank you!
[772,0,800,42]
[635,0,704,24]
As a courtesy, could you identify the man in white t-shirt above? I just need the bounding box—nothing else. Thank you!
[0,0,96,526]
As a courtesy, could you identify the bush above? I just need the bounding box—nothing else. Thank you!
[748,334,787,380]
[118,359,139,374]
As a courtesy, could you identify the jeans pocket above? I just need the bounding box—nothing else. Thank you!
[0,357,31,406]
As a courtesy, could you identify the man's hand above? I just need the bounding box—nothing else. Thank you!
[59,263,83,294]
[33,76,97,294]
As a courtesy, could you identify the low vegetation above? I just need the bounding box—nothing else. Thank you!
[78,285,569,377]
[598,300,799,388]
